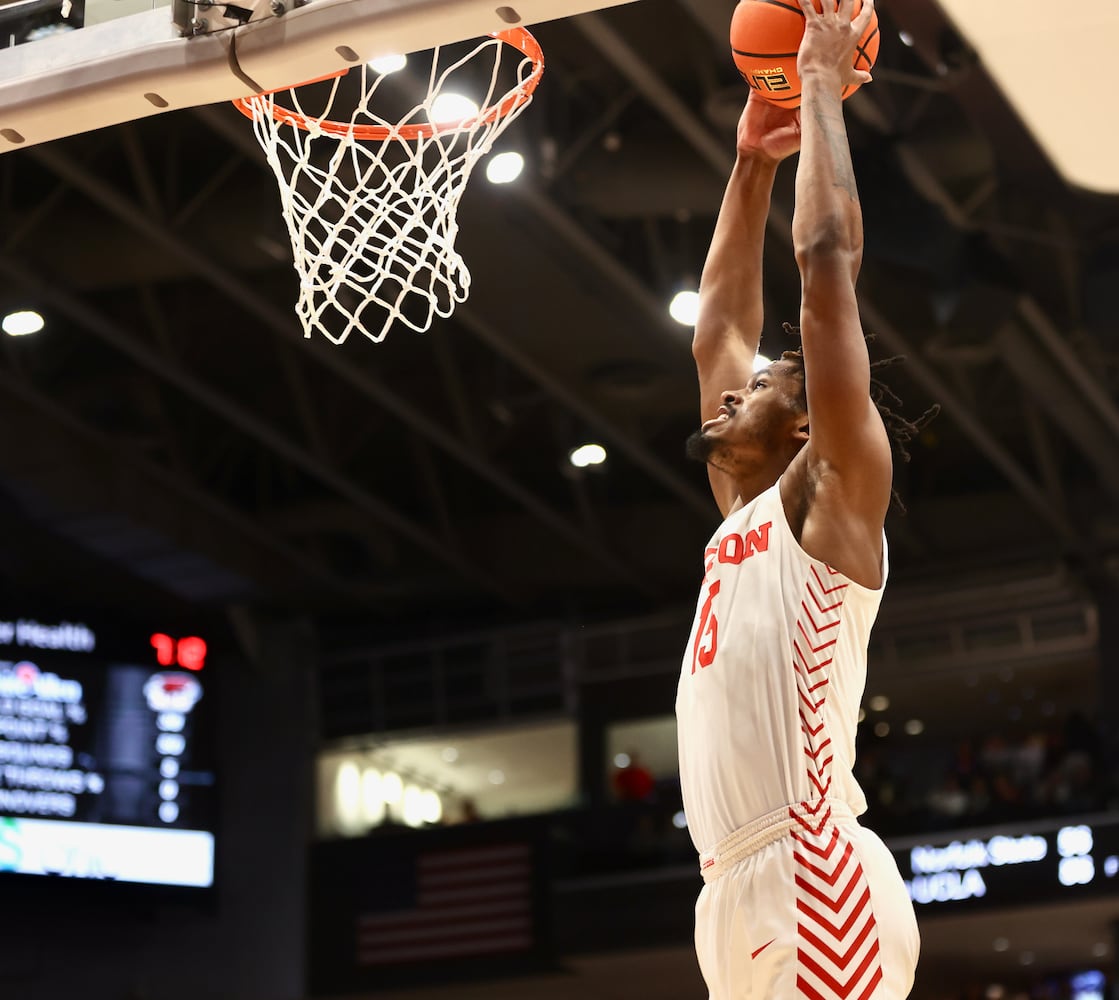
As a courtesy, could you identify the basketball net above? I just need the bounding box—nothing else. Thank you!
[234,29,544,345]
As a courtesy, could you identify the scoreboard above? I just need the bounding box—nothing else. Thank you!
[892,815,1119,914]
[0,612,215,889]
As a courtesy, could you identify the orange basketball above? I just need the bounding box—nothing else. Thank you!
[729,0,880,108]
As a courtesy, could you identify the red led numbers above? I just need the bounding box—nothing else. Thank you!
[176,636,207,671]
[151,633,175,666]
[150,633,208,671]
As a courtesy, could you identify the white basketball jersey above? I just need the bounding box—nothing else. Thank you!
[675,479,887,854]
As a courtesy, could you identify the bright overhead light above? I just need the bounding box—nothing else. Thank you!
[3,310,44,336]
[868,694,890,712]
[441,746,459,763]
[361,769,385,825]
[421,790,442,824]
[669,290,699,326]
[752,353,772,373]
[486,151,524,184]
[614,752,631,769]
[403,785,425,827]
[381,770,403,804]
[569,443,607,468]
[334,762,363,833]
[369,52,406,74]
[488,768,506,785]
[672,810,688,829]
[897,30,915,47]
[430,92,479,124]
[873,721,890,738]
[904,719,925,736]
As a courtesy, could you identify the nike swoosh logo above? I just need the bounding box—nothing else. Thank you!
[751,938,776,960]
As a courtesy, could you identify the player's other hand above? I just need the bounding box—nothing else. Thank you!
[737,92,801,163]
[796,0,874,91]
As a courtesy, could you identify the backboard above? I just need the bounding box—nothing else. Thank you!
[0,0,640,151]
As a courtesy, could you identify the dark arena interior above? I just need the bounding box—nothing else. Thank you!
[0,0,1117,997]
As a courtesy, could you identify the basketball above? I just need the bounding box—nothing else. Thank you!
[730,0,880,108]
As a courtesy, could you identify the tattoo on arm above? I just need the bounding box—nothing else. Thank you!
[810,101,858,201]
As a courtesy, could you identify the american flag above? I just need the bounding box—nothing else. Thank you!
[355,842,535,966]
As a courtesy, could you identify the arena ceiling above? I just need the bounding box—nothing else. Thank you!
[0,0,1116,699]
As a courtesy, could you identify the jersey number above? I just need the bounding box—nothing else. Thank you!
[691,580,720,674]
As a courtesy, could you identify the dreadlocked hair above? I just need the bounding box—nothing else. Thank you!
[779,322,940,513]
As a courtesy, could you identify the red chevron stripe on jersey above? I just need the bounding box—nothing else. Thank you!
[790,565,884,999]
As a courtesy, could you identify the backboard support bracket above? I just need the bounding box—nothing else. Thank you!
[0,0,640,152]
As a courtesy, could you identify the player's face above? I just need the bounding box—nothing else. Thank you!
[703,362,806,446]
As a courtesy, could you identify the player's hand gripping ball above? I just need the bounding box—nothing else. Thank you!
[730,0,880,108]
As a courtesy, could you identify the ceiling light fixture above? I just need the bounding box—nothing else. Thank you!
[429,93,479,123]
[669,290,699,326]
[2,310,44,336]
[569,443,607,468]
[486,151,524,184]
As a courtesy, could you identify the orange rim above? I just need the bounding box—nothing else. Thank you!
[231,27,544,141]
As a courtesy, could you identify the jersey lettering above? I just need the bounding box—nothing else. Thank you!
[690,522,772,676]
[717,521,771,565]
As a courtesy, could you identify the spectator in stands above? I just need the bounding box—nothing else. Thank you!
[457,797,481,823]
[613,752,655,803]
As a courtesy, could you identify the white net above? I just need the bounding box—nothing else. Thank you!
[238,30,543,345]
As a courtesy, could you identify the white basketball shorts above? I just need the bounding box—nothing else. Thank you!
[693,800,919,999]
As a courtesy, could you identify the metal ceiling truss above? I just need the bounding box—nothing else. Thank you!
[566,8,1101,559]
[318,577,1097,737]
[0,347,355,601]
[456,306,713,520]
[191,107,714,580]
[0,251,518,602]
[25,136,669,601]
[6,0,1111,613]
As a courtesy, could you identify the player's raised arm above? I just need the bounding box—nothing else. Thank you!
[693,95,800,517]
[792,0,891,529]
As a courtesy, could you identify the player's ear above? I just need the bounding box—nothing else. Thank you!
[795,419,809,441]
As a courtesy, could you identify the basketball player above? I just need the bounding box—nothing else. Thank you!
[676,0,920,996]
